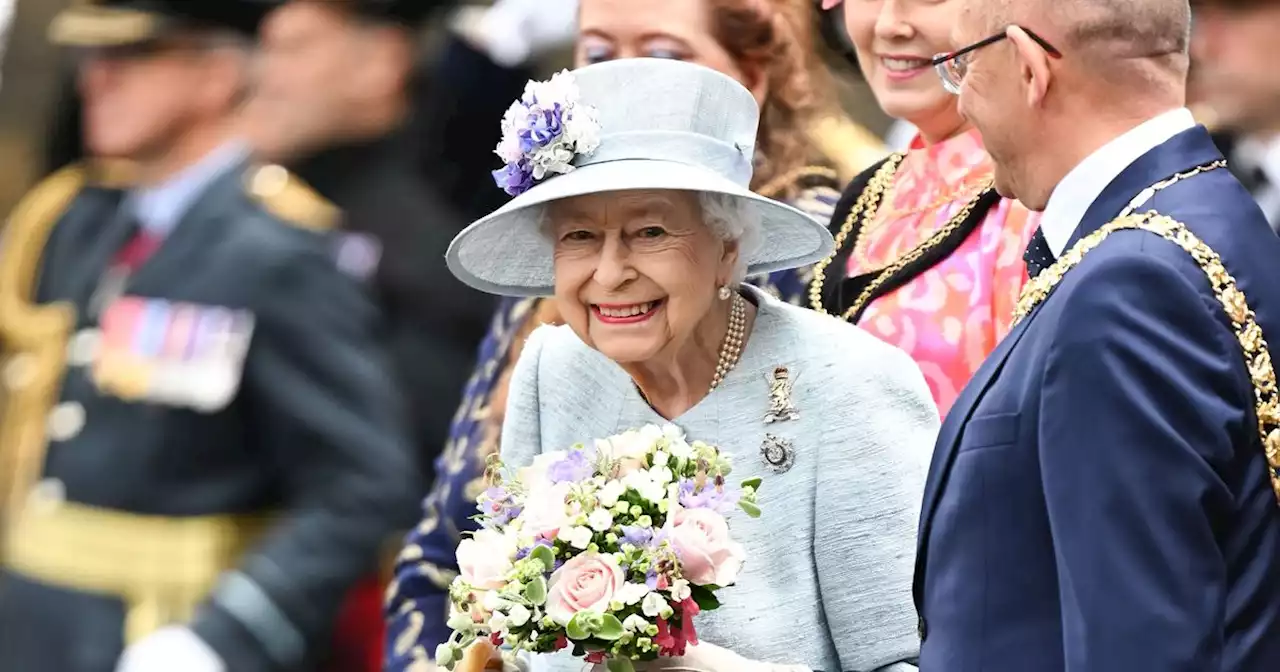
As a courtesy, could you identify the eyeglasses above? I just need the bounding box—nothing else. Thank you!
[931,27,1062,95]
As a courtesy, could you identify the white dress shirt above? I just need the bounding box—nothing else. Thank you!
[1039,107,1197,257]
[126,140,251,237]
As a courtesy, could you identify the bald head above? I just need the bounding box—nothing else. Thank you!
[984,0,1190,85]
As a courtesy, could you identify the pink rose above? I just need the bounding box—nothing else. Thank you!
[519,481,574,539]
[668,508,745,586]
[545,552,625,625]
[456,529,515,590]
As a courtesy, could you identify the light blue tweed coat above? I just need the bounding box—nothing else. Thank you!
[499,285,939,672]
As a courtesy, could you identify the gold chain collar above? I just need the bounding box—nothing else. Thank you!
[807,153,994,321]
[1010,160,1280,505]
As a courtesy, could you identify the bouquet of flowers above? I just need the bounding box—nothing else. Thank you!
[435,424,762,672]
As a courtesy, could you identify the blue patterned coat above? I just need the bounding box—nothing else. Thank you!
[383,178,842,669]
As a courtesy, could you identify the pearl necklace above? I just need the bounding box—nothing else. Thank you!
[709,293,748,392]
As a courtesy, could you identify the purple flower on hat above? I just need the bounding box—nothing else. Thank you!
[491,71,601,197]
[492,161,535,197]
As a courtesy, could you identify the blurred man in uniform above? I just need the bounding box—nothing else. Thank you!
[251,0,493,480]
[0,2,419,671]
[248,3,493,668]
[1191,0,1280,230]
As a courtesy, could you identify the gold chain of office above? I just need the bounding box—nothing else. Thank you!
[1011,159,1280,505]
[807,152,994,321]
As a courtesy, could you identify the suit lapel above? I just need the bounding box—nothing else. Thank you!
[62,192,138,311]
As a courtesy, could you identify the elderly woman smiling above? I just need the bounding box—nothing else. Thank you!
[443,58,937,672]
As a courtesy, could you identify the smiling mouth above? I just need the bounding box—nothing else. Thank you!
[591,300,664,324]
[881,56,932,74]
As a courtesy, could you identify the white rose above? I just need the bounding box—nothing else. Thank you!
[457,529,516,590]
[588,509,614,532]
[520,481,574,539]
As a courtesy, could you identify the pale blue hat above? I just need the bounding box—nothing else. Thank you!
[446,58,835,297]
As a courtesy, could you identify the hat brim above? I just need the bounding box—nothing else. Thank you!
[49,7,166,47]
[447,159,835,297]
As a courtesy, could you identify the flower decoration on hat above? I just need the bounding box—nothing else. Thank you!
[491,71,602,196]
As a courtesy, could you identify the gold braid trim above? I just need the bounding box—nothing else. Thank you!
[0,166,83,522]
[1012,211,1280,505]
[807,153,994,321]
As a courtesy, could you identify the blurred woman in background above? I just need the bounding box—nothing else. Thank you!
[383,0,886,667]
[812,0,1039,416]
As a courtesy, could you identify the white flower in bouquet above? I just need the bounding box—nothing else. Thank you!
[437,423,764,672]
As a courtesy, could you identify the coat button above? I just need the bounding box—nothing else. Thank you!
[67,329,102,367]
[47,401,85,442]
[3,354,36,390]
[918,615,928,641]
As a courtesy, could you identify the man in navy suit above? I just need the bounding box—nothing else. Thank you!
[917,0,1280,670]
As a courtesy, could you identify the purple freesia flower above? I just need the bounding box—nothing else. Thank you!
[519,104,565,152]
[677,478,741,514]
[492,161,534,196]
[478,485,523,526]
[620,526,654,548]
[547,449,594,483]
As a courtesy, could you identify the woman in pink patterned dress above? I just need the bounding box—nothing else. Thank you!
[815,0,1038,416]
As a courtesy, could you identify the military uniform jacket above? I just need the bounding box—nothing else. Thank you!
[0,158,419,672]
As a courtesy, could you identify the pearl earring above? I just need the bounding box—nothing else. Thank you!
[718,285,732,301]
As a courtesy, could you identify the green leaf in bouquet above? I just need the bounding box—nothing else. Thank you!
[606,658,637,672]
[530,544,556,572]
[739,499,762,518]
[740,476,762,491]
[689,584,721,611]
[524,576,548,605]
[566,612,595,640]
[595,614,625,641]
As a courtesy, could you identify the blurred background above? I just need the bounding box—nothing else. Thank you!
[0,0,894,215]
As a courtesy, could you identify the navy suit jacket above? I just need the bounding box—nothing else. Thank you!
[915,127,1280,672]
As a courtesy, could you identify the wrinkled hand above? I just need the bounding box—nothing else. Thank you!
[589,642,810,672]
[114,626,224,672]
[452,640,529,672]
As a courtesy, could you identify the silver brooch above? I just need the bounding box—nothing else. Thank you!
[763,366,799,423]
[760,434,795,473]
